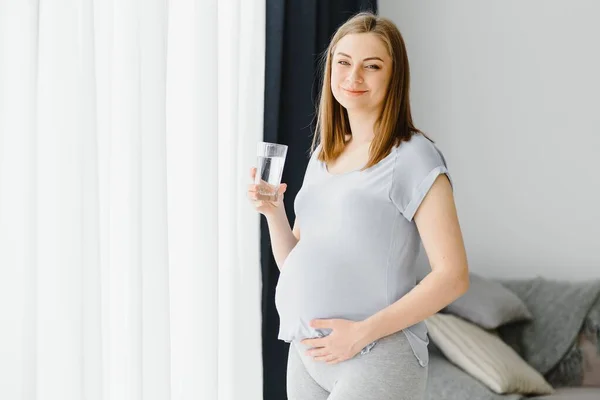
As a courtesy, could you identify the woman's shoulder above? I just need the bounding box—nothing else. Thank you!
[394,132,435,153]
[394,133,445,163]
[393,132,449,174]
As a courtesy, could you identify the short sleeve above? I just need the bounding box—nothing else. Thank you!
[389,134,453,222]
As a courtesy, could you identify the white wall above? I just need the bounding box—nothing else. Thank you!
[379,1,600,280]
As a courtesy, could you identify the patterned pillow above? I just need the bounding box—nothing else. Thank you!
[580,326,600,386]
[545,299,600,387]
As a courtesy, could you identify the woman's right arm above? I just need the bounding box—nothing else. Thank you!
[248,167,300,271]
[265,207,299,271]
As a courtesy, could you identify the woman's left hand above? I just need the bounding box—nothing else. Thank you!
[300,319,370,365]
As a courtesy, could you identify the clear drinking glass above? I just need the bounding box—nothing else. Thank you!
[255,141,288,202]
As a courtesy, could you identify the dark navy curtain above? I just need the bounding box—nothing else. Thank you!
[262,1,377,398]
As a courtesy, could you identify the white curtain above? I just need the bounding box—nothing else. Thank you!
[0,0,265,399]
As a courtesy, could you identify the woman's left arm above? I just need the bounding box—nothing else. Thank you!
[357,173,470,345]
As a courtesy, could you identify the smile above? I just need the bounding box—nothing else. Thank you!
[342,88,368,96]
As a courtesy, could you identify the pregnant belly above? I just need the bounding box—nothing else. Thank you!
[274,242,387,334]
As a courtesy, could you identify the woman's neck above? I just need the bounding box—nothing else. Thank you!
[346,108,379,144]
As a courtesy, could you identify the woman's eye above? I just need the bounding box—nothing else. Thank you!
[366,65,380,70]
[338,60,350,66]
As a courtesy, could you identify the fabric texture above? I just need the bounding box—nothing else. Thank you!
[0,2,267,399]
[443,273,533,329]
[425,313,554,395]
[287,330,427,399]
[581,295,600,386]
[544,295,600,387]
[545,341,584,387]
[580,330,600,386]
[496,277,600,376]
[275,133,452,368]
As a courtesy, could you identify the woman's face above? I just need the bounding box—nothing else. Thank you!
[330,33,392,113]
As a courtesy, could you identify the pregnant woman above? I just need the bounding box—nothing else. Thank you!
[248,11,469,400]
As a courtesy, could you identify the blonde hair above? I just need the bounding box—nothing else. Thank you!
[312,11,429,170]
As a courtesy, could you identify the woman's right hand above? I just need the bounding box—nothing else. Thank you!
[248,167,288,217]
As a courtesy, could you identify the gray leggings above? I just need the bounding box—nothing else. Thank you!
[286,330,428,400]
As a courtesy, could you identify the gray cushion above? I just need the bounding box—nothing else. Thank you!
[444,273,533,329]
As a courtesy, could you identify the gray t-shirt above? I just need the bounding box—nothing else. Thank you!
[275,133,453,367]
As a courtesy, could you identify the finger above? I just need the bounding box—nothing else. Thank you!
[314,354,337,363]
[254,193,274,202]
[279,183,287,193]
[326,357,341,365]
[248,191,269,201]
[308,348,331,358]
[310,319,333,329]
[250,167,256,179]
[249,189,268,199]
[248,184,258,193]
[301,339,322,348]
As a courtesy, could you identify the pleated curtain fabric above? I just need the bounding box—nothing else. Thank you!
[0,1,265,399]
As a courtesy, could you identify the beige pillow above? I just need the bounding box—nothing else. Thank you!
[425,313,555,395]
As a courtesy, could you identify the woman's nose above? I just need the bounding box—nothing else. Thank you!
[347,68,363,84]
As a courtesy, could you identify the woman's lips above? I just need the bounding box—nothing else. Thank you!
[342,88,368,96]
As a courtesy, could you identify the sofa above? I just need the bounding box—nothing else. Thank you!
[420,273,600,400]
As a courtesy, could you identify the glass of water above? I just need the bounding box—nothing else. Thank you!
[255,141,288,202]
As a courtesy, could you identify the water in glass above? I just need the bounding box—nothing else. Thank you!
[255,155,285,202]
